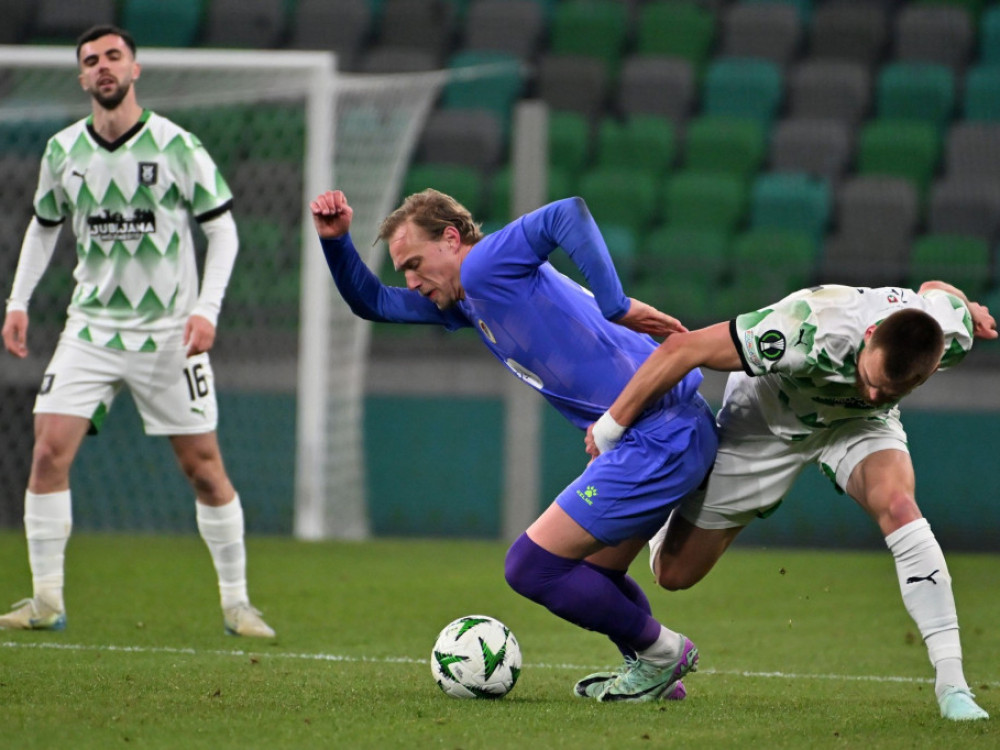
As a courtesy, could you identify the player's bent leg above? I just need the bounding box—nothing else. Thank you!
[169,431,235,505]
[650,510,742,590]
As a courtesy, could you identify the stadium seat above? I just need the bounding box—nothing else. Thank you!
[536,53,609,124]
[594,115,676,178]
[750,172,831,249]
[616,56,696,128]
[683,116,767,180]
[28,0,116,44]
[121,0,203,48]
[229,160,302,223]
[637,225,731,322]
[402,163,487,217]
[719,2,803,66]
[729,227,817,308]
[980,5,1000,66]
[962,65,1000,122]
[927,177,1000,243]
[548,111,592,183]
[548,0,629,77]
[701,58,784,127]
[0,117,74,160]
[487,165,572,224]
[548,222,638,286]
[201,0,287,48]
[0,0,32,44]
[416,109,505,173]
[375,0,458,66]
[662,170,748,234]
[577,167,659,237]
[635,1,716,74]
[943,123,1000,179]
[875,62,956,130]
[769,117,854,182]
[908,234,991,297]
[787,59,872,127]
[243,105,305,163]
[893,4,974,73]
[461,0,547,60]
[441,51,524,133]
[359,47,438,72]
[287,0,371,70]
[808,1,889,67]
[856,119,941,197]
[0,154,41,222]
[821,176,919,288]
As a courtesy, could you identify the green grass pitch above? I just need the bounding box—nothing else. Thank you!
[1,531,996,749]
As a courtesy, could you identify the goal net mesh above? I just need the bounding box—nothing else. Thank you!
[0,47,478,538]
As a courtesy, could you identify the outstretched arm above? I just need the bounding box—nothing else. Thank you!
[587,322,742,455]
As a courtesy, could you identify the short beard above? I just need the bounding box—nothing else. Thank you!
[92,82,129,111]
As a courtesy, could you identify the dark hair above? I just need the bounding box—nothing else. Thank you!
[378,189,483,246]
[870,308,945,385]
[76,25,137,61]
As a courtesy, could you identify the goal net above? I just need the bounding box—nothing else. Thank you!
[0,45,465,538]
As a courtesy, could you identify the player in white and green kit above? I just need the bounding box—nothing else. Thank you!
[0,25,274,638]
[589,282,997,721]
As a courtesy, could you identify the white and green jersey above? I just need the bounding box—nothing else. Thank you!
[731,285,974,439]
[34,110,233,352]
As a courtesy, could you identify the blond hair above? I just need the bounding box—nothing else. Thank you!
[377,189,483,245]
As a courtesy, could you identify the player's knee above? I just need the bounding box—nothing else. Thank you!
[882,490,922,533]
[655,567,696,592]
[30,439,73,481]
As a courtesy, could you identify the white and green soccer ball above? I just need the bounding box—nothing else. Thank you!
[431,615,522,699]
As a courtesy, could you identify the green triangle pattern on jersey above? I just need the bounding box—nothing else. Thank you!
[192,181,225,216]
[69,130,96,161]
[135,287,167,316]
[134,234,168,272]
[73,181,99,216]
[160,183,182,211]
[36,190,61,221]
[105,332,126,350]
[129,127,160,160]
[139,336,157,352]
[105,286,134,311]
[99,179,129,210]
[77,326,93,342]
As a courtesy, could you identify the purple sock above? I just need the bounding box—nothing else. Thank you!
[583,561,653,659]
[505,533,662,652]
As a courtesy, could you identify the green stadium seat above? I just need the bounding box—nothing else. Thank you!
[577,166,659,236]
[641,225,730,288]
[702,58,785,126]
[636,1,716,75]
[548,0,629,77]
[875,62,956,130]
[662,170,748,234]
[917,0,984,24]
[856,119,941,197]
[486,165,573,225]
[594,115,676,178]
[121,0,203,48]
[243,105,306,163]
[684,116,767,180]
[441,51,524,133]
[548,111,592,183]
[908,234,991,297]
[549,223,637,286]
[962,65,1000,121]
[402,163,487,217]
[980,6,1000,65]
[750,172,831,249]
[728,228,817,309]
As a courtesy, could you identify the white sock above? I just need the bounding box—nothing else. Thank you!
[196,495,249,610]
[885,518,967,698]
[24,489,72,612]
[636,626,683,666]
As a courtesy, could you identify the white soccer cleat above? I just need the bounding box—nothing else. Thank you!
[0,597,66,631]
[938,686,989,721]
[223,603,276,638]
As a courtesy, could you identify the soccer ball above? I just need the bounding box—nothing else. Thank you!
[430,615,522,699]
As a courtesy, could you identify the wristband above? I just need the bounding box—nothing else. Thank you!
[593,411,626,454]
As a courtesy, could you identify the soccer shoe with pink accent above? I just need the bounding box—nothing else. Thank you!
[938,686,989,721]
[574,657,687,700]
[0,597,66,631]
[223,603,276,638]
[597,636,698,703]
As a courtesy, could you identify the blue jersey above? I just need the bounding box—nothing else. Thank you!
[321,197,703,430]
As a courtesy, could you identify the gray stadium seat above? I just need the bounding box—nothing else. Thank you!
[928,177,1000,243]
[462,0,546,60]
[787,59,871,127]
[201,0,286,49]
[417,109,506,173]
[719,2,803,66]
[359,46,438,73]
[770,118,853,182]
[376,0,457,66]
[616,55,696,127]
[536,53,609,124]
[821,176,919,288]
[30,0,116,43]
[894,4,974,73]
[287,0,371,71]
[944,123,1000,180]
[808,1,889,67]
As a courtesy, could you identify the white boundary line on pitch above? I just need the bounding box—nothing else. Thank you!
[7,640,997,687]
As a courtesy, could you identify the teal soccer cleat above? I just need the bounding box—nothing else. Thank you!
[0,597,66,631]
[939,686,989,721]
[597,636,698,703]
[574,656,687,700]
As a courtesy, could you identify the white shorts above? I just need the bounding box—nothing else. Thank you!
[34,335,219,436]
[680,373,909,529]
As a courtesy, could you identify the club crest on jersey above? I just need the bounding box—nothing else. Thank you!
[87,208,156,241]
[138,161,158,186]
[758,330,786,361]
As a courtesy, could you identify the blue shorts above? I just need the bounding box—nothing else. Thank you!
[556,394,718,546]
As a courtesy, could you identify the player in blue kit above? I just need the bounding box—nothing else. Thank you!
[310,188,718,702]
